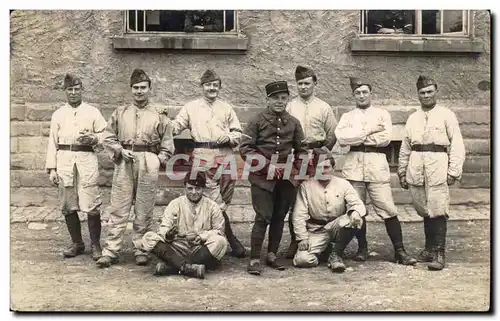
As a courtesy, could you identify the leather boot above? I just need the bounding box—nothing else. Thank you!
[96,255,119,268]
[151,241,205,279]
[354,217,368,261]
[428,217,446,271]
[188,246,219,271]
[87,214,102,261]
[63,211,85,258]
[395,248,417,265]
[417,217,434,262]
[328,227,356,273]
[154,262,179,276]
[222,211,246,258]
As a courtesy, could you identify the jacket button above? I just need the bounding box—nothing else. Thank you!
[277,142,280,145]
[275,151,279,154]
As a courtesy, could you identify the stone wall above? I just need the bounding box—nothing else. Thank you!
[10,10,491,208]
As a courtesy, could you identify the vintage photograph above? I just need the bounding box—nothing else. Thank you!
[9,9,491,312]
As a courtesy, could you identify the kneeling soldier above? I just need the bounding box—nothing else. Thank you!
[292,152,366,272]
[138,171,228,279]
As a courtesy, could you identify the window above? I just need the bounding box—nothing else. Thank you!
[361,10,470,36]
[384,141,402,172]
[125,10,237,33]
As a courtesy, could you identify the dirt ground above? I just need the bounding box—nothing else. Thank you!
[10,219,491,312]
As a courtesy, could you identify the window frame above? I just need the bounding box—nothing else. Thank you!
[123,10,240,35]
[359,10,474,39]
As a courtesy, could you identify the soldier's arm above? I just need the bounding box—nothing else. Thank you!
[226,106,242,148]
[171,105,190,136]
[344,180,367,217]
[292,120,308,166]
[198,202,226,242]
[157,117,175,160]
[239,117,260,157]
[334,113,369,146]
[445,111,466,180]
[45,112,59,173]
[322,105,338,150]
[292,185,310,242]
[364,110,392,147]
[101,108,123,162]
[397,121,412,179]
[157,201,178,239]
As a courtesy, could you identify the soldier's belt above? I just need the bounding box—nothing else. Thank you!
[58,144,94,152]
[349,145,386,153]
[305,141,325,149]
[411,144,447,153]
[122,144,156,152]
[193,141,231,149]
[307,217,330,225]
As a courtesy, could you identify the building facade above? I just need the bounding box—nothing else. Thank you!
[10,10,491,212]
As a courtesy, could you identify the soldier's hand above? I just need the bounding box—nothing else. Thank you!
[371,123,385,134]
[49,169,59,186]
[216,135,230,145]
[77,134,97,145]
[121,149,135,162]
[447,174,456,186]
[350,211,363,228]
[399,176,409,190]
[298,240,309,251]
[192,235,202,245]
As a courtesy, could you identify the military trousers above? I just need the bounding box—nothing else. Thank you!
[102,152,160,259]
[249,180,297,259]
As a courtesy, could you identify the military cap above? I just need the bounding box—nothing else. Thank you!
[295,65,317,81]
[130,68,151,87]
[184,170,207,188]
[63,74,82,90]
[265,81,289,97]
[200,69,221,85]
[416,75,437,90]
[349,77,372,92]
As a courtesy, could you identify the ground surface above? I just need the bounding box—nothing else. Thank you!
[10,220,491,312]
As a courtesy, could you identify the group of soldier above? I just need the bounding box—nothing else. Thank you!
[45,64,465,279]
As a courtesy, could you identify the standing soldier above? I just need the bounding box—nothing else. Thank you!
[240,81,308,275]
[398,76,465,271]
[334,77,416,265]
[45,74,107,261]
[285,65,338,259]
[169,69,246,258]
[96,69,174,268]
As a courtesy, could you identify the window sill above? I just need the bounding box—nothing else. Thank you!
[111,33,248,54]
[350,36,484,54]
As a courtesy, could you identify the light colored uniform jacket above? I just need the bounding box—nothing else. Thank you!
[335,106,392,183]
[292,176,367,242]
[45,102,107,187]
[286,96,338,151]
[171,97,242,165]
[398,105,465,186]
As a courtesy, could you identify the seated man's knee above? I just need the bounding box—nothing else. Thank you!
[140,231,162,252]
[205,235,228,258]
[293,251,319,268]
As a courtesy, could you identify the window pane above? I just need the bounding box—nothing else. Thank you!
[422,10,439,34]
[183,10,225,32]
[422,10,464,34]
[365,10,415,34]
[442,10,464,33]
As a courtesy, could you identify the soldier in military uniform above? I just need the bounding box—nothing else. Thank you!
[285,65,338,259]
[45,74,107,261]
[169,69,246,258]
[138,170,228,279]
[240,81,308,275]
[334,77,416,265]
[398,76,465,271]
[96,69,174,268]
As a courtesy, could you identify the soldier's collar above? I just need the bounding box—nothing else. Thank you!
[298,95,315,104]
[263,109,290,125]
